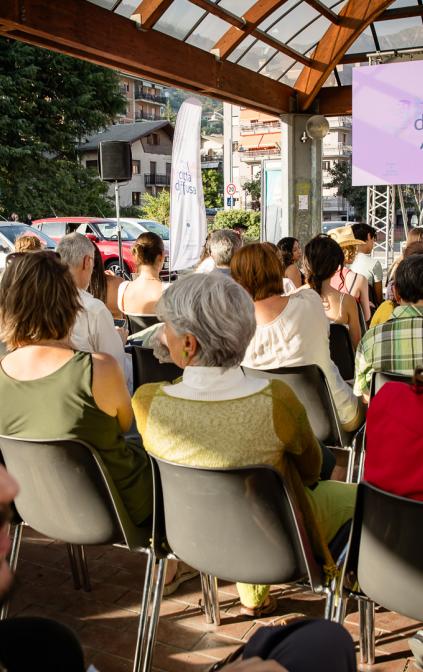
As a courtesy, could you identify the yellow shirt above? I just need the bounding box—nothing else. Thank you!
[370,300,395,328]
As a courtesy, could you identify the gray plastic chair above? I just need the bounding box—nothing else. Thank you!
[128,315,159,336]
[243,364,361,482]
[143,455,340,653]
[336,482,423,664]
[132,344,182,389]
[370,370,413,399]
[329,323,355,381]
[0,435,157,672]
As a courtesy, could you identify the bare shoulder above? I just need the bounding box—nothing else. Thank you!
[107,274,125,289]
[343,292,358,310]
[91,351,121,376]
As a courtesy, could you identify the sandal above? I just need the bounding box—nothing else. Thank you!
[240,594,278,619]
[162,563,199,596]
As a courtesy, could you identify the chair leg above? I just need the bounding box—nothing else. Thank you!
[76,545,91,592]
[67,544,81,590]
[345,448,354,484]
[0,523,23,620]
[200,572,214,624]
[366,600,375,665]
[358,598,368,664]
[141,557,167,672]
[133,550,155,672]
[208,575,220,626]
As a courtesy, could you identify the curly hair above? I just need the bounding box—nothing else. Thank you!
[276,237,299,268]
[14,235,42,253]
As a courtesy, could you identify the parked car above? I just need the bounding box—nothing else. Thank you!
[0,222,56,272]
[321,220,350,235]
[32,217,170,278]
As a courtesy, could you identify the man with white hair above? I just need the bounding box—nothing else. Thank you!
[209,229,242,275]
[57,233,126,374]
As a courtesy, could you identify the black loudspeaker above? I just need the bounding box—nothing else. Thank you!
[98,141,132,182]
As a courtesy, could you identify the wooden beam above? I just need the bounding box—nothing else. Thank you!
[377,4,423,20]
[315,85,352,115]
[0,0,296,115]
[131,0,173,31]
[294,0,395,110]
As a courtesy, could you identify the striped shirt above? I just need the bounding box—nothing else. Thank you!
[354,304,423,396]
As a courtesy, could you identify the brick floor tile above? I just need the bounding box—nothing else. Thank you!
[156,619,205,650]
[192,633,243,660]
[357,656,410,671]
[175,607,257,640]
[78,621,137,659]
[90,650,133,672]
[152,643,215,672]
[64,594,140,632]
[13,603,85,632]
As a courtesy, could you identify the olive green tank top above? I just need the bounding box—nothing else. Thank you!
[0,350,152,525]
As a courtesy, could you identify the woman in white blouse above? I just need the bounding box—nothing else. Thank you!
[231,243,363,432]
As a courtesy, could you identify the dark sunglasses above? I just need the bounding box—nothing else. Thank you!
[6,250,61,265]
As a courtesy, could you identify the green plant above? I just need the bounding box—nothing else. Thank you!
[324,160,367,219]
[140,189,170,225]
[213,209,260,240]
[202,169,223,208]
[243,172,261,210]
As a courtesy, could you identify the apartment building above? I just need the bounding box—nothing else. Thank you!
[118,75,167,124]
[224,102,353,219]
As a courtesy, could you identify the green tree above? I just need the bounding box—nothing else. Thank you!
[202,169,223,208]
[0,38,126,218]
[213,209,260,241]
[140,189,170,225]
[324,160,367,219]
[243,172,261,210]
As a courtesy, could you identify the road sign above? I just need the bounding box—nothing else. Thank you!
[227,197,235,207]
[226,183,236,196]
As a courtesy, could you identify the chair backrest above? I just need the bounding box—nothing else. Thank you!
[0,436,148,550]
[346,482,423,622]
[128,314,159,336]
[150,456,323,590]
[132,344,183,389]
[357,303,367,336]
[329,323,355,381]
[243,364,345,446]
[370,371,413,400]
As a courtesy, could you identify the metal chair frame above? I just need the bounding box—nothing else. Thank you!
[0,435,159,672]
[329,323,355,382]
[335,482,423,665]
[147,456,342,640]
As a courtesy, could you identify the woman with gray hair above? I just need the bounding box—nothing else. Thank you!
[132,272,356,615]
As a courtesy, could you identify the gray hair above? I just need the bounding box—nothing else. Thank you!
[209,229,242,267]
[157,272,256,368]
[57,233,94,268]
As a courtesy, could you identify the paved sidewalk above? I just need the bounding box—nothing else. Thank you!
[8,528,423,672]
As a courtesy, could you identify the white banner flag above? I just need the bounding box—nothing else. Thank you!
[170,98,207,271]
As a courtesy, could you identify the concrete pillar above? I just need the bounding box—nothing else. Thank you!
[280,114,323,246]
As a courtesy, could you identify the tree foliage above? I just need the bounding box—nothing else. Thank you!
[243,172,261,210]
[0,38,126,218]
[324,160,367,219]
[140,189,171,225]
[202,169,223,208]
[213,209,260,240]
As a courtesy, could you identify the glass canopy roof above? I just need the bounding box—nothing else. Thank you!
[86,0,423,90]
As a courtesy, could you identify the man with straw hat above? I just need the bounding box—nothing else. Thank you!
[328,226,371,322]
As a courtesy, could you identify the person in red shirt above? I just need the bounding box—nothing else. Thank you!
[364,367,423,501]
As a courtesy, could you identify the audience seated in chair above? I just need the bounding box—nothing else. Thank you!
[262,242,297,294]
[132,272,357,617]
[328,227,371,323]
[208,229,242,276]
[0,251,152,527]
[354,255,423,402]
[88,242,124,319]
[276,237,304,289]
[56,233,127,377]
[118,232,166,317]
[303,235,361,349]
[230,243,363,433]
[350,223,383,308]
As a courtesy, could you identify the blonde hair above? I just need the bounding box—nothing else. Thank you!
[343,244,359,265]
[14,235,42,253]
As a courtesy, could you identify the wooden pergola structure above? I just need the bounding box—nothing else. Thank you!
[1,0,422,116]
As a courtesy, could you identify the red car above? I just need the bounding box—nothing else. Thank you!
[32,217,169,278]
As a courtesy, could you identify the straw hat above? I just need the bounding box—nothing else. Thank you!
[328,225,366,248]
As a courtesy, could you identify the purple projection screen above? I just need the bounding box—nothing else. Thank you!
[352,61,423,186]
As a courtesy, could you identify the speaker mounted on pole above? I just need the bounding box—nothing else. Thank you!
[98,141,132,182]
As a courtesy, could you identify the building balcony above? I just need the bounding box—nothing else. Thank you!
[201,152,223,162]
[328,116,352,129]
[135,111,163,122]
[134,87,167,105]
[322,195,349,211]
[323,143,352,157]
[144,173,170,187]
[238,147,280,159]
[239,121,280,134]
